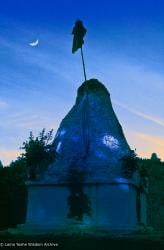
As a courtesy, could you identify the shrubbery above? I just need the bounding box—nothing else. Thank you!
[0,129,56,229]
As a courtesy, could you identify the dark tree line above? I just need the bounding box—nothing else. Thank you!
[0,159,27,228]
[138,155,164,230]
[0,129,56,229]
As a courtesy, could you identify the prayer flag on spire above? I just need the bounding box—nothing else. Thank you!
[72,20,87,53]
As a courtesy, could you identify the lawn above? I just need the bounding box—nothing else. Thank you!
[0,231,164,250]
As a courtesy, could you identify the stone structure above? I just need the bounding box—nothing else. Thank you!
[25,79,147,231]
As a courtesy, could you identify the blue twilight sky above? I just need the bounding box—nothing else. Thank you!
[0,0,164,165]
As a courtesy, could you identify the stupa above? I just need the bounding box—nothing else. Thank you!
[25,79,147,230]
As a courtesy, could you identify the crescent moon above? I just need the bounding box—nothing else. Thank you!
[29,39,39,47]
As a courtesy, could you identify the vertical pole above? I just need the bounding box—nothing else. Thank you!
[80,47,89,157]
[80,47,87,82]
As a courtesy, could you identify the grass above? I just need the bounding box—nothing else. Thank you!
[0,231,164,250]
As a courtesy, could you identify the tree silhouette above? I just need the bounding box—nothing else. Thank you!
[0,163,27,228]
[0,160,3,168]
[21,129,56,180]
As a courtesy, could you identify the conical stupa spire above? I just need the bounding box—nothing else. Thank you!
[44,79,131,183]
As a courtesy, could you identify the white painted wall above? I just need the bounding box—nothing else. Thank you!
[26,184,146,230]
[26,186,69,226]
